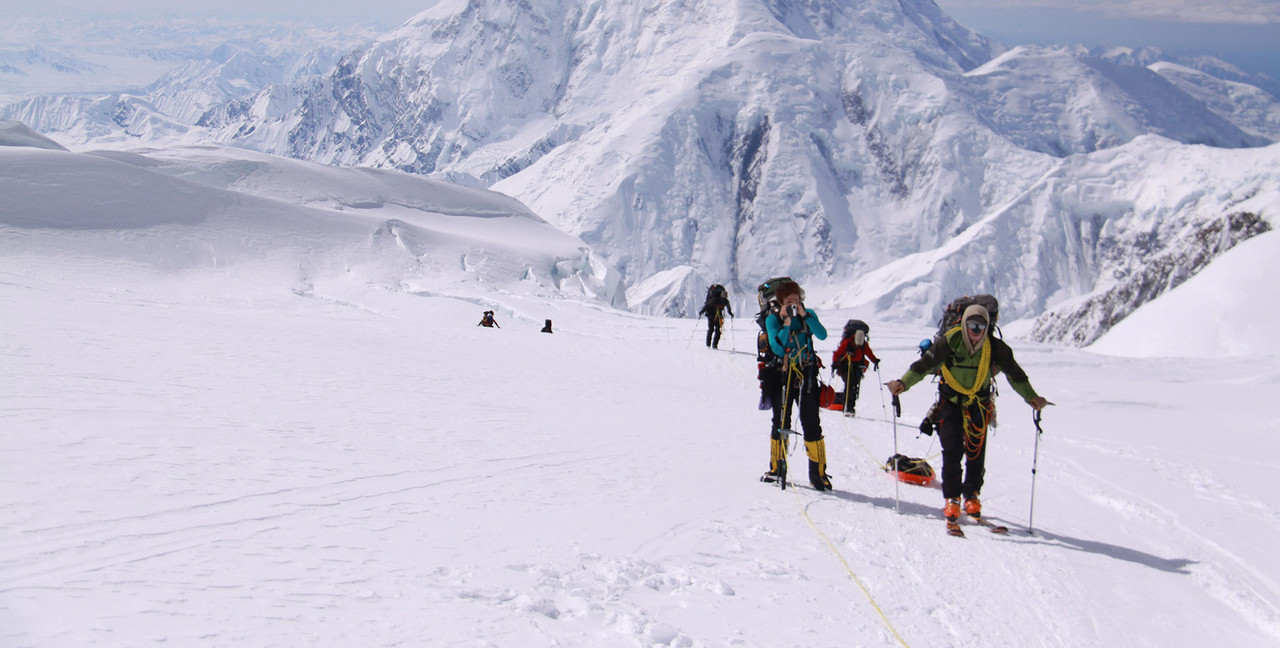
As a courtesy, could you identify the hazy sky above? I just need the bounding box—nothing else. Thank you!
[6,0,1278,78]
[4,0,437,19]
[935,1,1280,80]
[936,0,1280,25]
[6,0,1277,24]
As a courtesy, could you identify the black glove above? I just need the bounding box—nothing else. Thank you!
[918,419,935,436]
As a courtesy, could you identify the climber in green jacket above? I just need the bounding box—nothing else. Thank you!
[888,304,1048,523]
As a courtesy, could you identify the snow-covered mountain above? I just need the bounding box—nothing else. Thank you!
[6,0,1280,344]
[191,0,1280,327]
[0,31,358,148]
[828,135,1279,346]
[1097,44,1280,104]
[0,14,389,141]
[199,0,1013,296]
[1148,61,1280,142]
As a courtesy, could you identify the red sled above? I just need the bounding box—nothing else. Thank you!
[884,454,936,486]
[820,387,846,411]
[818,384,837,408]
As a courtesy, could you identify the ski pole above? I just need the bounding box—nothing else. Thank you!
[1028,409,1044,535]
[875,365,889,422]
[891,393,901,513]
[844,357,854,415]
[777,361,796,491]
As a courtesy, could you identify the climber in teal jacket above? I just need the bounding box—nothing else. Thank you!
[760,279,831,491]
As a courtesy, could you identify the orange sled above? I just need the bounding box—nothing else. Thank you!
[884,454,936,486]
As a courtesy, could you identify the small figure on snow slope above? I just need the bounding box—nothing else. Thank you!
[478,310,500,328]
[830,320,879,416]
[759,279,831,491]
[887,304,1048,522]
[698,284,734,349]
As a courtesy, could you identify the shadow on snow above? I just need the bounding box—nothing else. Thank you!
[815,488,1197,575]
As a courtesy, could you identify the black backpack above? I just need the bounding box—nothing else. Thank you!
[842,319,869,341]
[706,283,728,305]
[754,277,794,368]
[936,294,999,338]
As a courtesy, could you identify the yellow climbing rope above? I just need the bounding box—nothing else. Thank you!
[938,326,991,405]
[937,326,997,459]
[794,491,911,648]
[723,351,909,646]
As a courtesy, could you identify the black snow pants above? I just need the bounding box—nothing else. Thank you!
[770,362,823,444]
[937,397,995,500]
[705,312,723,348]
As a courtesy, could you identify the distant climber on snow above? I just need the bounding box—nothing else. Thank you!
[478,310,500,328]
[698,284,733,349]
[830,319,879,416]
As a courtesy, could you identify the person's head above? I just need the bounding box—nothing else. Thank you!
[961,304,989,354]
[853,330,866,346]
[774,280,803,310]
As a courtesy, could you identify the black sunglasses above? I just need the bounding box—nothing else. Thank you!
[966,320,988,334]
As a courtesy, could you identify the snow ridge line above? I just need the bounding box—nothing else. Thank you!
[793,489,911,648]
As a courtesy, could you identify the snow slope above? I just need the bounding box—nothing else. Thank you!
[0,119,64,151]
[1090,228,1280,358]
[2,137,1278,647]
[0,140,624,307]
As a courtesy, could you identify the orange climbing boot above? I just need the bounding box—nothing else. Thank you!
[963,495,982,517]
[943,497,961,522]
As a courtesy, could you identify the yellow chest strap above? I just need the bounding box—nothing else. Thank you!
[939,326,991,404]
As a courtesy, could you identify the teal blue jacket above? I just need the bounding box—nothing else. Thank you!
[765,310,827,366]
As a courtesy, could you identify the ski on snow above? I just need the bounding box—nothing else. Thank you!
[946,515,1009,537]
[968,514,1009,534]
